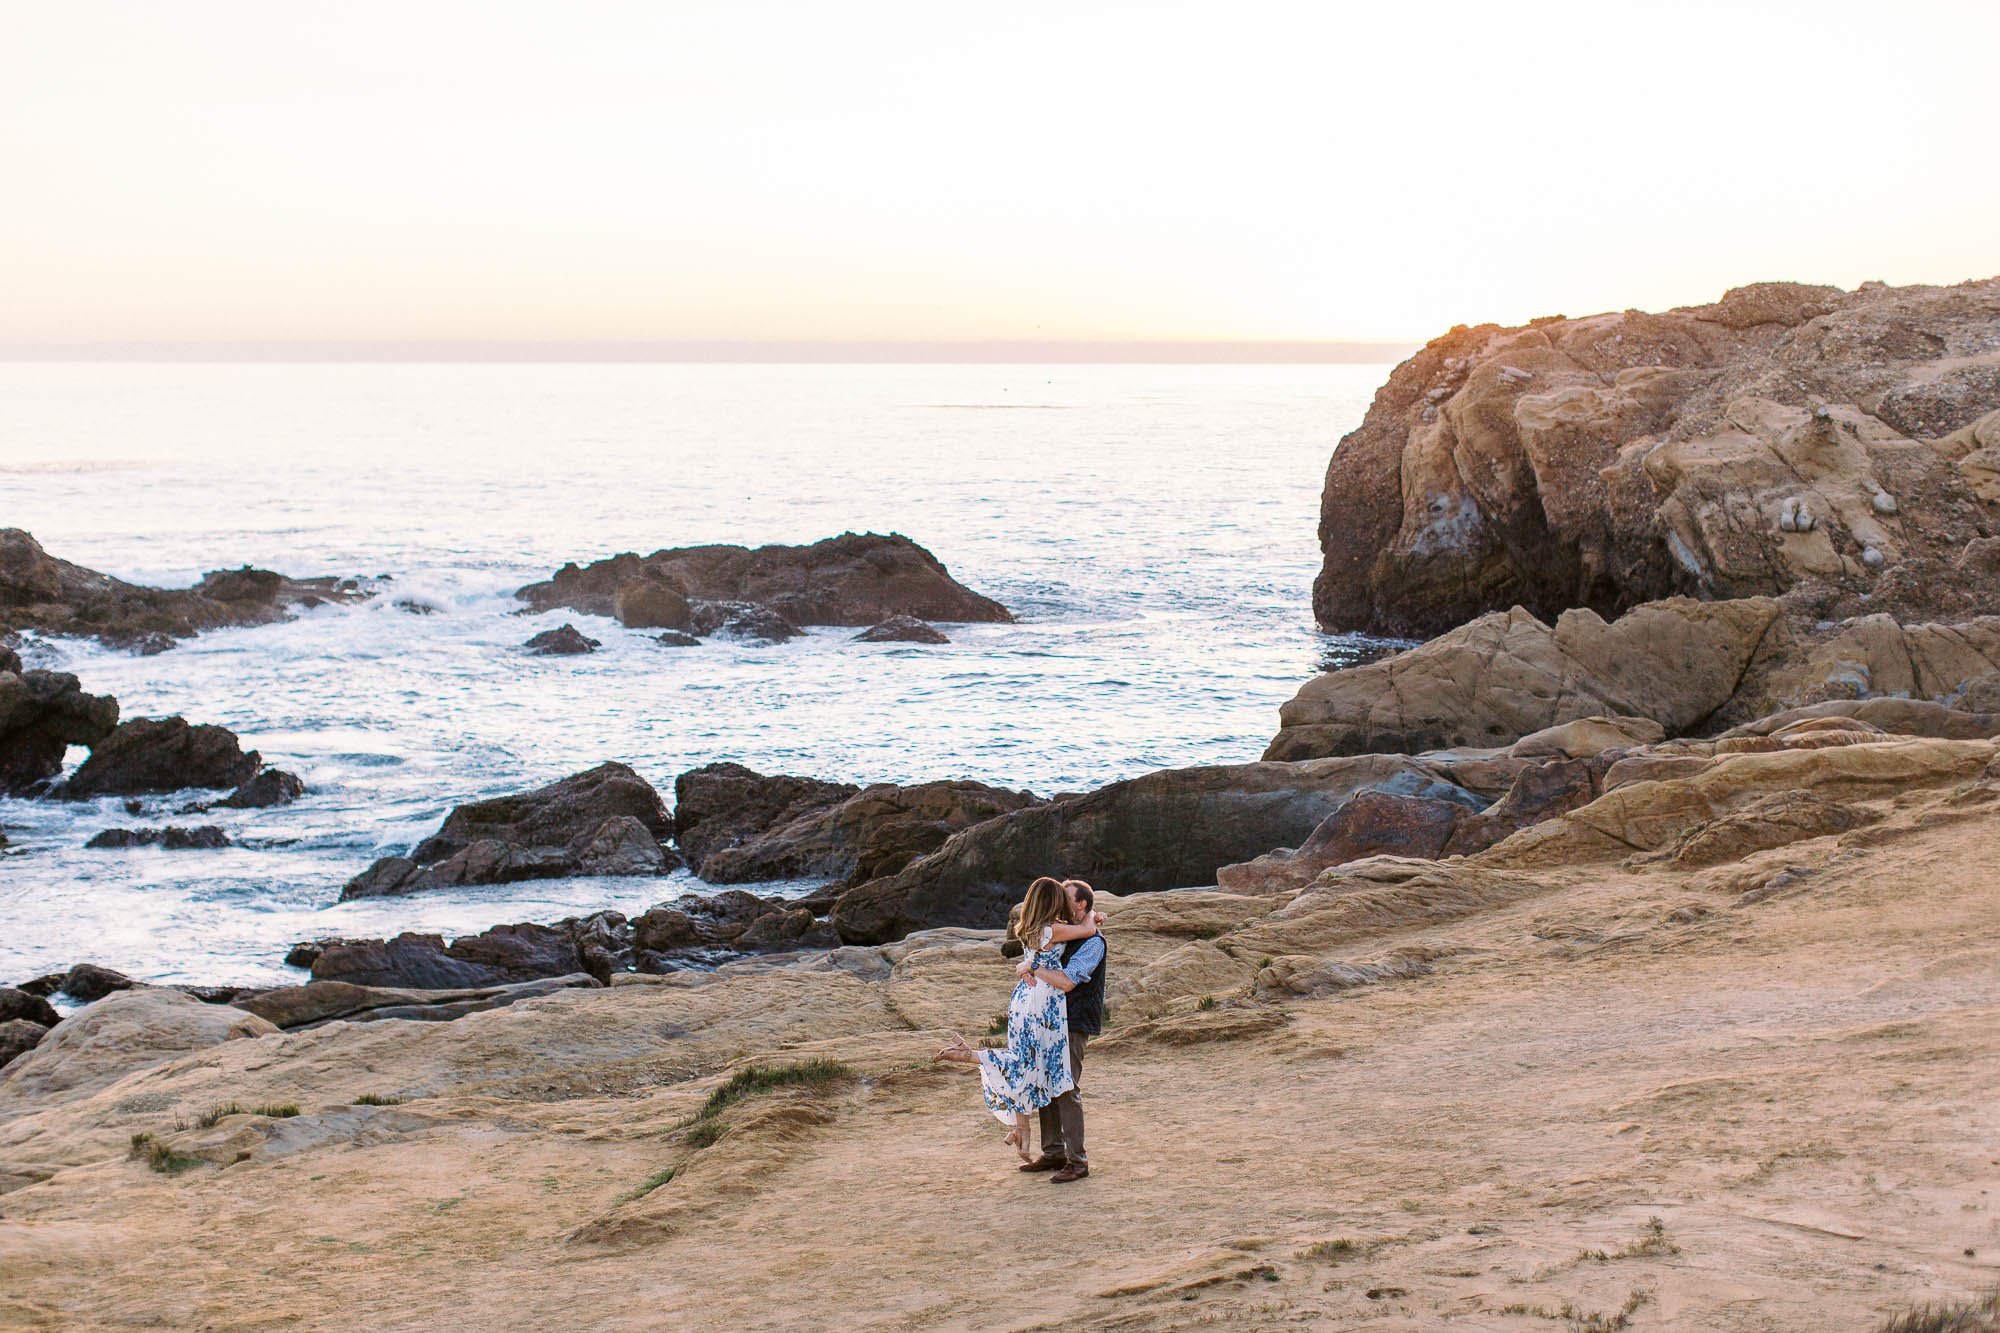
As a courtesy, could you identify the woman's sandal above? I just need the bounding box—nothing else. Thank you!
[932,1033,974,1064]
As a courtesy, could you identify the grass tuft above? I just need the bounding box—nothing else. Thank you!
[128,1131,202,1175]
[1877,1289,2000,1333]
[618,1167,675,1204]
[1298,1237,1362,1262]
[1197,995,1218,1011]
[353,1093,404,1106]
[682,1120,725,1150]
[696,1059,854,1121]
[1615,1216,1680,1258]
[196,1102,246,1128]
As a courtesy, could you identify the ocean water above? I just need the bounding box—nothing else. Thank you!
[0,361,1389,989]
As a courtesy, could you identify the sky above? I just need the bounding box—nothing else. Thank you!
[2,0,1997,355]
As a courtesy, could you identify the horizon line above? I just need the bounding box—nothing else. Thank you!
[0,338,1418,365]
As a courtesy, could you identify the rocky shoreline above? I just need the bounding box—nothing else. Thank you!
[4,278,2000,1325]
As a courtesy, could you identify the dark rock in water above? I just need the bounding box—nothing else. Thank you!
[852,615,950,644]
[0,667,121,794]
[122,798,145,815]
[85,825,232,850]
[829,754,1483,944]
[673,762,859,873]
[63,962,134,1002]
[631,905,700,952]
[653,630,702,648]
[0,528,373,650]
[174,984,249,1005]
[215,768,307,809]
[393,598,439,616]
[340,761,678,900]
[689,600,801,643]
[614,580,692,630]
[234,974,598,1030]
[0,986,60,1028]
[60,716,261,798]
[311,923,585,989]
[524,623,600,655]
[517,532,1011,627]
[0,1018,48,1070]
[284,940,336,969]
[696,773,1042,886]
[14,973,64,999]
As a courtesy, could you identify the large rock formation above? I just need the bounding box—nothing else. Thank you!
[828,754,1497,943]
[674,762,1041,885]
[1313,278,2000,637]
[0,528,371,650]
[517,532,1011,630]
[1267,596,2000,760]
[0,664,119,792]
[340,762,678,899]
[0,987,276,1102]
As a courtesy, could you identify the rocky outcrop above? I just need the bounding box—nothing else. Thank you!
[0,988,61,1029]
[340,762,678,899]
[59,716,262,798]
[1266,597,2000,760]
[0,1019,46,1070]
[232,974,600,1030]
[0,528,372,650]
[852,616,950,644]
[524,624,600,655]
[210,768,307,809]
[0,987,276,1102]
[1314,279,2000,637]
[0,665,119,793]
[310,923,597,989]
[85,825,230,850]
[1269,597,1783,759]
[681,765,1042,886]
[516,532,1011,632]
[828,754,1495,943]
[673,764,860,873]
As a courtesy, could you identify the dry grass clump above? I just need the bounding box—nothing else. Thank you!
[1878,1290,2000,1333]
[695,1059,854,1121]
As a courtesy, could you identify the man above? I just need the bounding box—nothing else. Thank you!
[1016,879,1104,1183]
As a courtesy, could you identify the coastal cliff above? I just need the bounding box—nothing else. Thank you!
[1314,277,2000,636]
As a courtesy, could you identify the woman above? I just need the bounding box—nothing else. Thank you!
[934,875,1103,1163]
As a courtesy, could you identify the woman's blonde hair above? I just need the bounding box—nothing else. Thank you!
[1012,876,1070,950]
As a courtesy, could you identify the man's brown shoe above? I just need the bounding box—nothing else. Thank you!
[1019,1155,1065,1173]
[1049,1163,1089,1183]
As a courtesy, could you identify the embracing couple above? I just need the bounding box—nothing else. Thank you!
[935,875,1105,1183]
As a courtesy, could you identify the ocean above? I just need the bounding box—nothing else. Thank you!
[0,361,1391,989]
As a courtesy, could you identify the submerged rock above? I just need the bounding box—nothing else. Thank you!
[517,532,1011,628]
[84,825,231,850]
[214,768,307,809]
[340,761,678,899]
[852,615,950,644]
[524,623,600,655]
[690,601,802,643]
[60,716,262,798]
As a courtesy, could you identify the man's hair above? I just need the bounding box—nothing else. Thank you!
[1065,880,1094,912]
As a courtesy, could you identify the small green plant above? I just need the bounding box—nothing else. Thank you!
[1197,995,1218,1011]
[1258,957,1274,970]
[1298,1238,1360,1262]
[986,1013,1008,1036]
[682,1120,725,1150]
[695,1059,854,1121]
[434,1197,462,1212]
[194,1100,300,1128]
[1578,1247,1609,1262]
[1615,1216,1680,1258]
[196,1102,246,1128]
[254,1102,302,1119]
[619,1167,675,1204]
[128,1131,201,1175]
[353,1093,403,1106]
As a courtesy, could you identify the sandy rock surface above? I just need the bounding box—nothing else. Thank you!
[1315,278,2000,637]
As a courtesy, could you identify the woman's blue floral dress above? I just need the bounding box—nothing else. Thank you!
[978,925,1074,1122]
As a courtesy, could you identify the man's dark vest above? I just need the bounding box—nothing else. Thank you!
[1060,936,1107,1035]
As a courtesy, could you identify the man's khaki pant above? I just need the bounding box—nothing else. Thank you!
[1038,1032,1087,1167]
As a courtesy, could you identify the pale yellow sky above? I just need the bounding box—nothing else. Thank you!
[2,0,1996,351]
